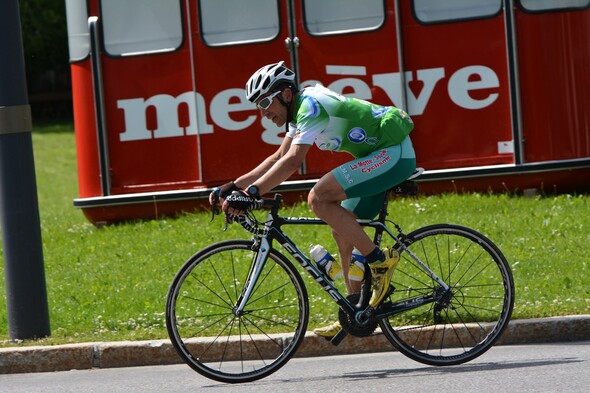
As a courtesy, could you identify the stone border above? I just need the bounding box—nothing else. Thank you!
[1,315,588,374]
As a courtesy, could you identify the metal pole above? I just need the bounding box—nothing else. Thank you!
[0,0,50,339]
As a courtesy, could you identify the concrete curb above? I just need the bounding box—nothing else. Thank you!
[1,315,589,374]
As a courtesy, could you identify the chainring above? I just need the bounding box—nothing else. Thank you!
[338,294,378,337]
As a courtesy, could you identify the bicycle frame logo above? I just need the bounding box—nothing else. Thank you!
[281,241,341,302]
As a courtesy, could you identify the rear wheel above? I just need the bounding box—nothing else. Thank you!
[380,224,514,365]
[166,240,309,383]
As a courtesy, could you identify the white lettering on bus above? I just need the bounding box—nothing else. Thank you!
[117,64,500,143]
[372,68,445,115]
[448,65,499,109]
[209,88,257,131]
[118,92,212,141]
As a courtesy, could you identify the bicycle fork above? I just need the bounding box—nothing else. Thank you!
[232,237,271,316]
[235,229,360,319]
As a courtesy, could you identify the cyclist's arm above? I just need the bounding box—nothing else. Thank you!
[247,142,311,196]
[233,135,294,190]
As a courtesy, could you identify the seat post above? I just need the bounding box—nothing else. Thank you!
[372,190,392,246]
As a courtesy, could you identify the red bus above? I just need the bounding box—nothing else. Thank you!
[65,0,590,224]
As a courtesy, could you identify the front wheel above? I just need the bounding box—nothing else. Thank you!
[380,224,514,366]
[166,240,309,383]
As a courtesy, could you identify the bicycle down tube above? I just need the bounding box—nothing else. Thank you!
[235,213,356,317]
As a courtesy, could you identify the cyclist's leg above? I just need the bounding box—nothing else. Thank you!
[331,194,382,294]
[331,215,360,295]
[309,175,372,336]
[311,139,416,253]
[314,139,417,337]
[331,139,417,306]
[308,173,376,257]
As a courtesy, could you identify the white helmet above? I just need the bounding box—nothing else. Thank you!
[245,61,296,103]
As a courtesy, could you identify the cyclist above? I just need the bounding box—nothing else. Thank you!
[210,61,416,337]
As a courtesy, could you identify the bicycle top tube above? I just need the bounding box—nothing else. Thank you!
[256,168,422,217]
[228,167,423,234]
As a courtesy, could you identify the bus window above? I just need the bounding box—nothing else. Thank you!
[199,0,280,46]
[413,0,501,23]
[520,0,589,11]
[65,0,90,61]
[101,0,183,56]
[303,0,385,35]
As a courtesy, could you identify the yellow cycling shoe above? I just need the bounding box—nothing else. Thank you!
[313,321,342,338]
[368,248,400,307]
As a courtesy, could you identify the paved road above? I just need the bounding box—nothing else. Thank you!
[1,341,588,393]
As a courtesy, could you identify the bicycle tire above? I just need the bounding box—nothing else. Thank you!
[166,239,309,383]
[379,224,514,366]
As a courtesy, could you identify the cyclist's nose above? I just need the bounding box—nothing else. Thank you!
[260,108,272,118]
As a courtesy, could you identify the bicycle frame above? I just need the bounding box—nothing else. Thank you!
[168,185,514,381]
[234,198,451,321]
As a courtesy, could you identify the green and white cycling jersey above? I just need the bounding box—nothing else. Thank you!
[287,84,414,158]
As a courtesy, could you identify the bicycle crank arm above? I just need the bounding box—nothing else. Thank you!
[330,328,348,346]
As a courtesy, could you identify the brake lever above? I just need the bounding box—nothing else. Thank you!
[211,204,220,222]
[223,212,234,231]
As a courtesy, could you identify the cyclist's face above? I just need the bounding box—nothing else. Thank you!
[256,89,289,127]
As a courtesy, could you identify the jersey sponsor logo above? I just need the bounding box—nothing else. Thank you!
[348,127,378,146]
[371,107,390,118]
[338,165,354,184]
[349,150,392,173]
[302,96,321,118]
[348,127,367,143]
[317,137,342,151]
[362,155,391,173]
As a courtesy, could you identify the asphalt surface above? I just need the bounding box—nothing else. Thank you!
[0,315,588,374]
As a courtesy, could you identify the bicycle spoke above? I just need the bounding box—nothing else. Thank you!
[381,225,514,366]
[166,240,308,383]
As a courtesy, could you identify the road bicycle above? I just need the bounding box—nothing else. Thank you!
[165,170,514,383]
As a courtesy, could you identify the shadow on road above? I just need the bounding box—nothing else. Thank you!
[341,357,584,381]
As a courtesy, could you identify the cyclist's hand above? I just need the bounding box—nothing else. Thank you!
[223,190,263,216]
[209,181,239,206]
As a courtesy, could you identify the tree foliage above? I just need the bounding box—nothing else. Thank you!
[19,0,70,115]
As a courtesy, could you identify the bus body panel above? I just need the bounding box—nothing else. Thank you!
[516,8,590,162]
[66,1,590,223]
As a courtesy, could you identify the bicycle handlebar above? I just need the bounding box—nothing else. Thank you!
[218,194,283,235]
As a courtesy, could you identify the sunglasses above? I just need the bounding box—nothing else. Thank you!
[256,90,281,110]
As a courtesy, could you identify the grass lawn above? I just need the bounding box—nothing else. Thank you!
[0,122,588,346]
